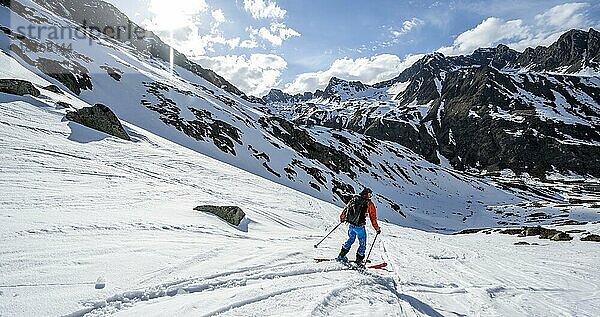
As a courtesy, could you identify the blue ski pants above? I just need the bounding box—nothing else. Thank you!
[343,224,367,256]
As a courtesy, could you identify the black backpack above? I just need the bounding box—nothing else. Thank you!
[344,196,368,226]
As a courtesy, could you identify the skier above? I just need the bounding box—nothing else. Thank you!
[337,188,381,265]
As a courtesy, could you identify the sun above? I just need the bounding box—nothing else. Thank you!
[146,0,207,31]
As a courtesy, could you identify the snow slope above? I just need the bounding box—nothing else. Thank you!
[1,0,575,232]
[1,77,600,317]
[0,0,525,230]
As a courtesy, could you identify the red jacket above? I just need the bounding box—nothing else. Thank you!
[340,196,380,231]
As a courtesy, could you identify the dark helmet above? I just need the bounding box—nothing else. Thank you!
[359,188,373,196]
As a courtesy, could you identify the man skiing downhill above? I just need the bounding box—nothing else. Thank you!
[337,188,380,265]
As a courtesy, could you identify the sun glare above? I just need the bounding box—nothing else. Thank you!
[147,0,207,31]
[145,0,208,76]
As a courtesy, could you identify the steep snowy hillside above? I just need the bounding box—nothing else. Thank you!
[2,0,587,231]
[2,72,600,317]
[265,29,600,179]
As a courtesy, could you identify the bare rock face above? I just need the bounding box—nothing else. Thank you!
[0,79,40,96]
[194,205,246,226]
[66,104,131,140]
[42,85,64,94]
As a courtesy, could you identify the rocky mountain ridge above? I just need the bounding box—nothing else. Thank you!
[265,29,600,178]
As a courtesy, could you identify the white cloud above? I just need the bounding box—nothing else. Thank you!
[437,17,530,55]
[249,22,301,46]
[240,39,258,48]
[194,54,288,96]
[535,2,589,28]
[243,0,286,20]
[284,54,424,95]
[212,9,226,24]
[391,18,424,38]
[438,2,594,56]
[176,33,240,56]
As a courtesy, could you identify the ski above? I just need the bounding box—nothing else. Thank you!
[368,262,388,269]
[314,258,387,269]
[314,258,372,264]
[343,261,388,271]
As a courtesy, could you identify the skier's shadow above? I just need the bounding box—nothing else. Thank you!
[398,293,444,317]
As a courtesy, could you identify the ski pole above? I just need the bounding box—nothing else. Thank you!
[365,232,380,263]
[314,222,343,248]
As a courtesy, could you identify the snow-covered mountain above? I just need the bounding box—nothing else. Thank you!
[264,29,600,179]
[4,0,594,232]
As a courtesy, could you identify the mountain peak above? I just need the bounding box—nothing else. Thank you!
[328,76,345,84]
[321,76,368,101]
[514,27,600,73]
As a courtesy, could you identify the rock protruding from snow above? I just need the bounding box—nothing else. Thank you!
[95,277,106,289]
[66,104,131,141]
[581,234,600,242]
[194,205,246,226]
[42,85,64,94]
[0,79,40,96]
[500,226,574,241]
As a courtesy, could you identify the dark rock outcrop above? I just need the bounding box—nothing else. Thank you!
[100,65,122,81]
[35,57,93,95]
[55,101,72,109]
[549,232,573,241]
[43,85,63,94]
[66,104,131,140]
[581,234,600,242]
[0,79,40,96]
[259,116,360,179]
[194,205,246,226]
[501,226,573,241]
[434,67,600,177]
[514,241,532,245]
[142,82,242,155]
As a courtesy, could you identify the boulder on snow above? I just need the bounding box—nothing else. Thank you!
[581,234,600,242]
[455,228,489,235]
[95,277,106,289]
[549,232,573,241]
[66,104,131,141]
[520,226,572,241]
[194,205,245,226]
[498,226,574,241]
[499,228,523,235]
[0,79,40,97]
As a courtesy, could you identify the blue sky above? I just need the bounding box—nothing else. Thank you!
[107,0,600,96]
